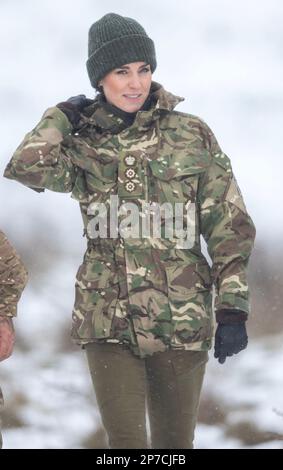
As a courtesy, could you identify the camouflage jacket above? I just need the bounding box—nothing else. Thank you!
[0,231,28,317]
[4,81,256,358]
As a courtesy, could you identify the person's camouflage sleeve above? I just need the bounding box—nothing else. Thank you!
[197,121,256,318]
[3,107,77,192]
[0,231,28,317]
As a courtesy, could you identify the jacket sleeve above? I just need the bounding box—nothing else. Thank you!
[197,120,256,318]
[3,107,78,193]
[0,231,28,317]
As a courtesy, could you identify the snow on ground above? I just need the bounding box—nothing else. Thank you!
[195,335,283,449]
[2,337,283,449]
[1,290,283,449]
[1,350,98,449]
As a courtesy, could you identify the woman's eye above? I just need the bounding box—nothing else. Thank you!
[116,68,150,75]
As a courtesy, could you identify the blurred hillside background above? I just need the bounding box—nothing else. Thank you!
[0,0,283,448]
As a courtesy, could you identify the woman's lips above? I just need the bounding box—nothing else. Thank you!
[123,94,142,101]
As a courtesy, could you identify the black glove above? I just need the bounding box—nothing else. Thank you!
[56,94,94,128]
[214,323,248,364]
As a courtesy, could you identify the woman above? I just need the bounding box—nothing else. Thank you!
[0,230,28,448]
[4,13,256,449]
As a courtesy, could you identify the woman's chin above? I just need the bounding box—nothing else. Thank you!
[117,103,141,113]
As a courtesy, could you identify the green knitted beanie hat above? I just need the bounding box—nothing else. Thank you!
[86,13,157,89]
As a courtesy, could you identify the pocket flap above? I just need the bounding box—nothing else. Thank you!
[76,259,119,289]
[66,139,118,183]
[165,261,212,297]
[148,149,210,181]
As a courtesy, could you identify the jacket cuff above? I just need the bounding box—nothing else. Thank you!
[215,291,250,315]
[216,309,248,324]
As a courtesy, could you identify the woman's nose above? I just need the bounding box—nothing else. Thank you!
[128,74,142,89]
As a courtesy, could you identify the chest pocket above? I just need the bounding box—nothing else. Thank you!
[148,149,209,205]
[146,148,210,249]
[67,136,119,197]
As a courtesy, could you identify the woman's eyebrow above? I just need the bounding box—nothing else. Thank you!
[117,63,150,70]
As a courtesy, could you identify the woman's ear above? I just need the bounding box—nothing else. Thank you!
[97,82,104,93]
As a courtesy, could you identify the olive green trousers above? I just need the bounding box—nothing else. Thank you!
[85,342,208,449]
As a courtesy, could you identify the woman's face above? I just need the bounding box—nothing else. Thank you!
[98,61,152,112]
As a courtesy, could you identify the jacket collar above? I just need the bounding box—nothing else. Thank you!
[80,81,184,133]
